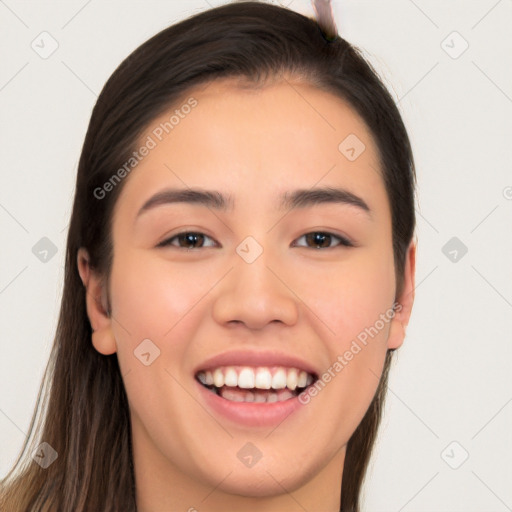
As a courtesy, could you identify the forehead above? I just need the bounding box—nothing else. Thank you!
[112,77,387,223]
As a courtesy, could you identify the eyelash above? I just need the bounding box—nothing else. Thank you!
[157,231,354,250]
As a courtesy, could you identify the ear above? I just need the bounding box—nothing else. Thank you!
[77,247,117,355]
[387,241,416,350]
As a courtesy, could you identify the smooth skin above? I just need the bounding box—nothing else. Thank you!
[77,76,415,512]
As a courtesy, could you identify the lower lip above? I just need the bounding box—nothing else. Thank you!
[196,380,307,428]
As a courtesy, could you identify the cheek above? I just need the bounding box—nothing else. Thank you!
[300,247,396,344]
[297,249,395,434]
[109,249,231,389]
[110,251,217,343]
[108,252,215,465]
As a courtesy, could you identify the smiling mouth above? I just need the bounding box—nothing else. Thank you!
[195,365,318,404]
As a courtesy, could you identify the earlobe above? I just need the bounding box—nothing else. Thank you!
[387,241,416,350]
[77,248,117,355]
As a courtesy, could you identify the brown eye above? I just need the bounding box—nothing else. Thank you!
[158,232,216,249]
[294,231,353,249]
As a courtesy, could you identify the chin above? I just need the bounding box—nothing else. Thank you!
[197,456,318,498]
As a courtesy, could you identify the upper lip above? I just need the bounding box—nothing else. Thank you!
[193,349,320,377]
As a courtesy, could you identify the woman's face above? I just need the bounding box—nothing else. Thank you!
[80,77,415,508]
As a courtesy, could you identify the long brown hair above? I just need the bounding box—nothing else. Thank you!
[0,2,416,510]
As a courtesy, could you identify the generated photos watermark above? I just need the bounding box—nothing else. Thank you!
[94,96,198,200]
[298,301,402,405]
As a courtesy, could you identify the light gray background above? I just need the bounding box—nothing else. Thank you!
[1,1,511,510]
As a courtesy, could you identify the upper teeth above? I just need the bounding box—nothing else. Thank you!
[197,366,314,391]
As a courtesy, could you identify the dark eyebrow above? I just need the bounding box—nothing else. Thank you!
[136,186,371,219]
[281,187,371,215]
[137,188,233,217]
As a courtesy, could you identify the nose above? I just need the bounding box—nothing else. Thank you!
[211,249,299,331]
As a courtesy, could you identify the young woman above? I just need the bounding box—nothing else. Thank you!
[0,1,416,510]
